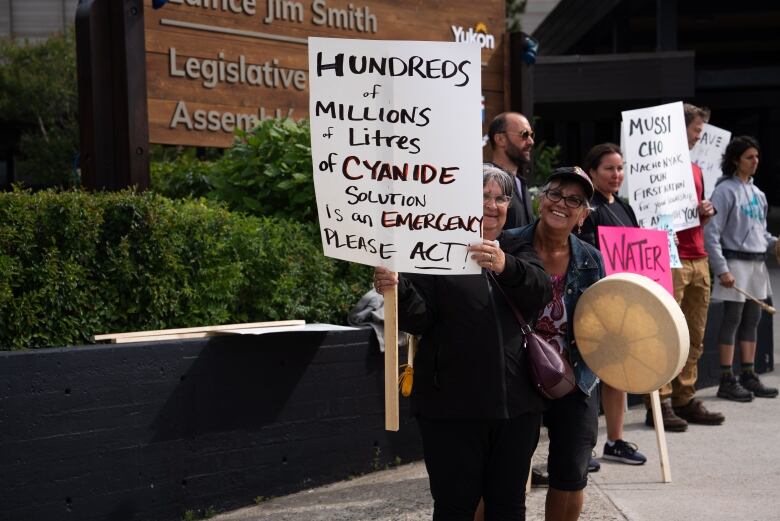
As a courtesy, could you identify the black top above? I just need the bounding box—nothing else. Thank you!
[483,162,534,229]
[578,191,639,248]
[397,234,552,419]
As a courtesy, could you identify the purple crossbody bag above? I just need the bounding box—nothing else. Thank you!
[489,272,576,399]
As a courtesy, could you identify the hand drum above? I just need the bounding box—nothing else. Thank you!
[573,273,689,394]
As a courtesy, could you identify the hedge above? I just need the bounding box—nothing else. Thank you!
[150,119,316,225]
[0,190,371,350]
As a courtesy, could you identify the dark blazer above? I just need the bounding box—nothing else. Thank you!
[483,162,534,229]
[397,234,552,419]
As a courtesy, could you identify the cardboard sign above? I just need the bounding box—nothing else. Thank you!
[690,123,732,200]
[621,102,699,231]
[598,226,673,296]
[308,37,483,274]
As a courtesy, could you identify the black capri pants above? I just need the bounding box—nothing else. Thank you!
[417,413,542,521]
[718,300,762,345]
[543,389,599,491]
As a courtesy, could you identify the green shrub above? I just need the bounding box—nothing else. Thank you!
[150,149,213,199]
[0,30,79,187]
[0,190,370,350]
[150,119,316,226]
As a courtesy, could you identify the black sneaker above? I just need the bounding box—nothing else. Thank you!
[603,439,647,465]
[531,467,549,488]
[739,372,779,398]
[717,374,754,402]
[588,451,600,473]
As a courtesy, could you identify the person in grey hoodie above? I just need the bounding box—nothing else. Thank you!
[704,136,779,401]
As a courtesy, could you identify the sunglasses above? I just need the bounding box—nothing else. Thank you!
[502,130,535,140]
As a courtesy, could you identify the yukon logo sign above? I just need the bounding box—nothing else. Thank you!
[452,22,495,49]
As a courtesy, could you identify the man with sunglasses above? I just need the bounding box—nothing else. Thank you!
[486,112,536,229]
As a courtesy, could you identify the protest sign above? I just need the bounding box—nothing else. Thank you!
[655,214,682,268]
[598,226,673,296]
[690,123,731,199]
[308,37,483,275]
[621,102,698,231]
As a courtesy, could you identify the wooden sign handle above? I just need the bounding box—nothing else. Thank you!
[649,390,672,483]
[383,284,400,431]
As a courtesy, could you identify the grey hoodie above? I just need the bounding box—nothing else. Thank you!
[704,175,778,276]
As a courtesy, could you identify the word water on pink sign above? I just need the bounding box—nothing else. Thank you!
[597,226,673,296]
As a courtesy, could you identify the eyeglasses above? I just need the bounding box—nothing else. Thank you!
[502,130,535,140]
[483,194,511,206]
[543,189,586,209]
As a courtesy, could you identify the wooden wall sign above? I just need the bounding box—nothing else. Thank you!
[145,0,506,147]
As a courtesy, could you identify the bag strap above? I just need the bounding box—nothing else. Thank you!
[487,271,533,334]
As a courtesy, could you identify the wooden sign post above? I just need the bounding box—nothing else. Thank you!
[383,286,399,431]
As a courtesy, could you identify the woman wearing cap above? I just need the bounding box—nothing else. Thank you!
[506,166,605,521]
[374,165,552,520]
[705,136,779,401]
[578,144,649,465]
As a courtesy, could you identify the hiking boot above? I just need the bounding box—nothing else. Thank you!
[603,439,647,465]
[673,399,725,425]
[645,401,688,432]
[717,374,754,402]
[739,372,779,398]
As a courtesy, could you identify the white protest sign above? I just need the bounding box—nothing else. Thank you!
[618,120,629,200]
[308,37,483,274]
[690,123,731,200]
[622,101,699,231]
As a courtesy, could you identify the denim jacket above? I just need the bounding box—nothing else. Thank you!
[505,222,606,395]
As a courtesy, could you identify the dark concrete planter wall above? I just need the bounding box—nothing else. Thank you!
[0,330,421,521]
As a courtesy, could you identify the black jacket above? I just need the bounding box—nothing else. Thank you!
[397,234,552,419]
[505,175,534,229]
[578,191,639,248]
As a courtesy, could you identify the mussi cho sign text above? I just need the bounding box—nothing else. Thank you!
[621,102,699,231]
[309,37,483,273]
[145,0,506,147]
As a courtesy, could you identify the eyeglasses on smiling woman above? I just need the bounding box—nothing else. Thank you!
[542,189,586,209]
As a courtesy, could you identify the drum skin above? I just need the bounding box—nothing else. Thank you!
[573,272,689,394]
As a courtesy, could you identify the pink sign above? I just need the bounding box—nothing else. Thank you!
[597,226,673,296]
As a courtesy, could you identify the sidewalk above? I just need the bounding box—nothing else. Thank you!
[216,267,780,521]
[213,371,780,521]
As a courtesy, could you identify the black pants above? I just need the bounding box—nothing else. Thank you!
[417,414,541,521]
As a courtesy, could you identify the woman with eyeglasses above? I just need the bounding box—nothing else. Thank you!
[505,166,605,521]
[373,165,552,520]
[578,143,649,465]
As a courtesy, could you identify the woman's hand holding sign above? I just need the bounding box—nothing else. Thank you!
[373,266,398,294]
[469,240,505,273]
